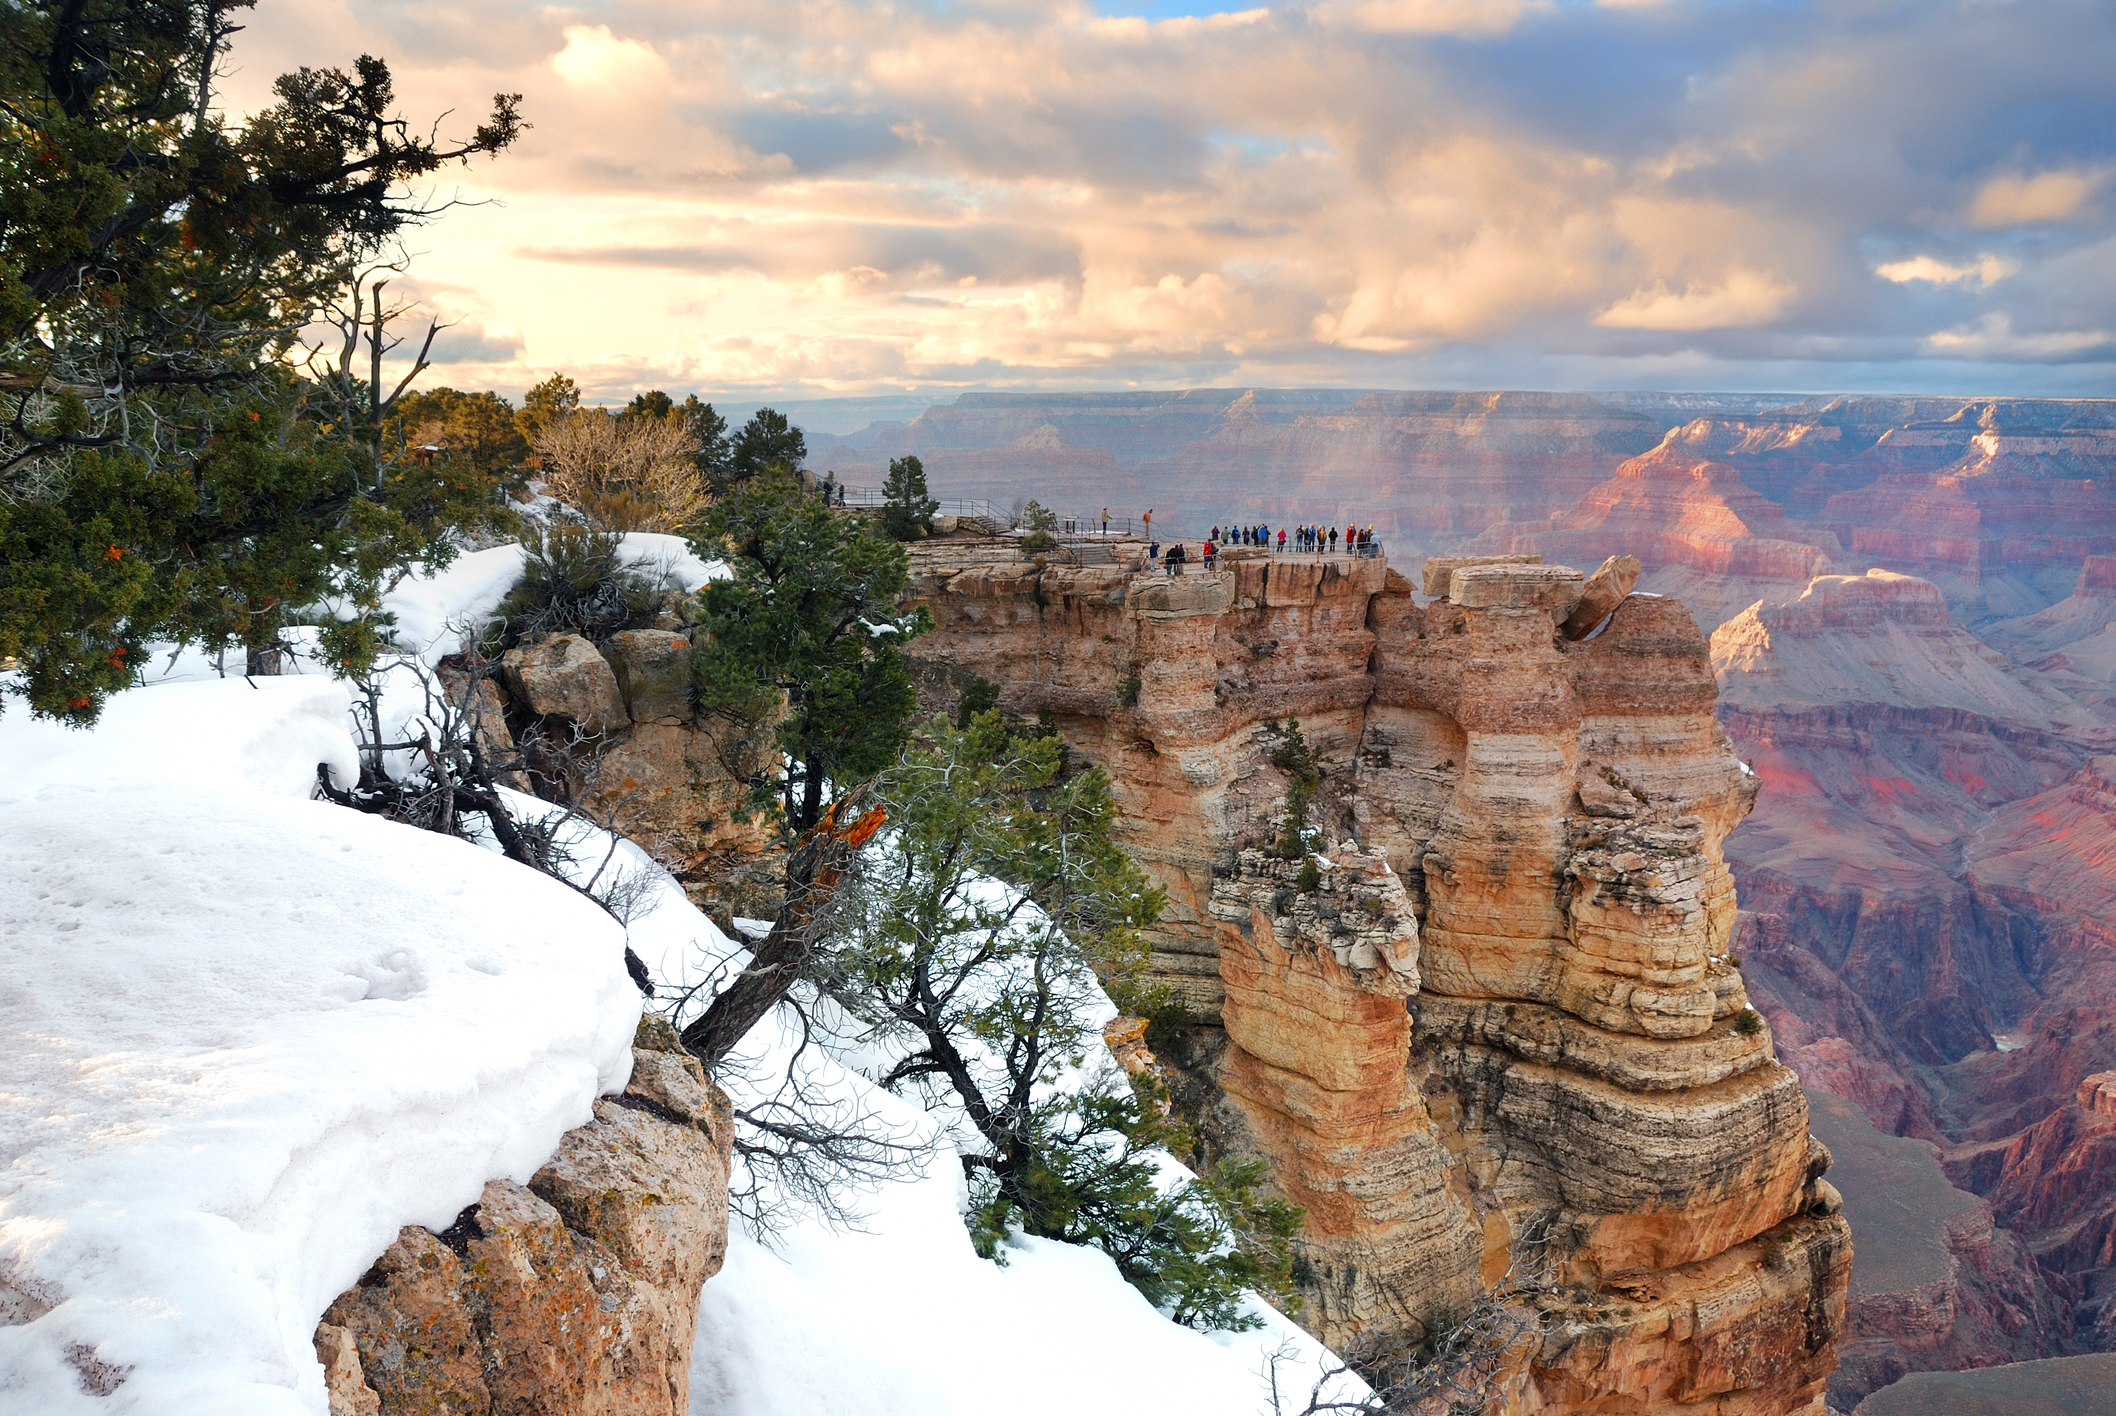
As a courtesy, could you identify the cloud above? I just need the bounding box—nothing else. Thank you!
[1595,271,1796,331]
[428,320,528,365]
[215,0,2116,396]
[1875,254,2016,289]
[549,25,668,94]
[1925,314,2116,364]
[1967,168,2103,227]
[1311,0,1552,36]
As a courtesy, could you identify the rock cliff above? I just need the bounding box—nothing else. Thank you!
[903,540,1850,1413]
[313,1016,732,1416]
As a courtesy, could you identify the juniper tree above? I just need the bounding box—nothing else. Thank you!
[834,712,1304,1331]
[1,0,521,718]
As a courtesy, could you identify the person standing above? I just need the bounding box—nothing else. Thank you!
[1101,506,1109,535]
[1143,508,1153,539]
[1203,536,1217,572]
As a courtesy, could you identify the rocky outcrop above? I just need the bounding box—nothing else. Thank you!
[1804,1090,2070,1407]
[486,631,779,922]
[315,1016,732,1416]
[904,544,1850,1414]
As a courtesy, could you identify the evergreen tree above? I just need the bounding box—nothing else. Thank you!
[686,467,928,835]
[881,454,939,540]
[1,1,521,719]
[516,374,581,444]
[729,407,806,483]
[680,396,734,490]
[838,713,1303,1330]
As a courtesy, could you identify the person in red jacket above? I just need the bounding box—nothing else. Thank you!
[1203,537,1217,571]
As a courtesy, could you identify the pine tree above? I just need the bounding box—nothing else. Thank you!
[881,454,939,540]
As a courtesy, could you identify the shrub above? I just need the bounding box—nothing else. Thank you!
[1734,1008,1766,1036]
[1022,529,1056,552]
[956,675,1001,728]
[484,519,667,650]
[1118,674,1142,708]
[1295,856,1322,893]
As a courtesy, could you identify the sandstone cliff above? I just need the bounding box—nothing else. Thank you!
[314,1015,732,1416]
[904,541,1850,1414]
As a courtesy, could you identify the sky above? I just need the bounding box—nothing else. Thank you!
[222,0,2116,405]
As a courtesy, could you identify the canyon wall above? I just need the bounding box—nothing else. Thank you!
[904,539,1850,1414]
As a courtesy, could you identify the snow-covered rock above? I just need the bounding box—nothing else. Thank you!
[0,677,641,1415]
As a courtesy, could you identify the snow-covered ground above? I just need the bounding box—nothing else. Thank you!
[0,545,1359,1415]
[0,678,640,1415]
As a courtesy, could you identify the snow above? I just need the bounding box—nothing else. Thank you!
[0,677,641,1415]
[377,533,725,664]
[2,538,1359,1416]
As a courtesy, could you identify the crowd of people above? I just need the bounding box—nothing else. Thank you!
[1143,518,1384,575]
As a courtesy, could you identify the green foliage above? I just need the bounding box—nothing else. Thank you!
[1020,499,1058,532]
[1,4,519,719]
[483,519,666,651]
[1295,856,1322,893]
[842,714,1296,1329]
[956,675,1002,728]
[688,467,926,834]
[680,396,734,490]
[729,407,806,484]
[1021,529,1056,553]
[1118,673,1142,708]
[517,374,581,444]
[881,454,938,541]
[1267,718,1327,860]
[621,390,674,422]
[1,395,493,719]
[1734,1007,1766,1036]
[388,387,527,482]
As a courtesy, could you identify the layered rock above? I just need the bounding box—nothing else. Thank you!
[1469,441,1842,631]
[1805,1090,2069,1407]
[315,1016,732,1416]
[1710,569,2116,1378]
[904,543,1849,1413]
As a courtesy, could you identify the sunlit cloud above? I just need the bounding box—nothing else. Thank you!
[1967,168,2103,227]
[216,0,2116,399]
[1596,271,1796,332]
[1875,254,2016,288]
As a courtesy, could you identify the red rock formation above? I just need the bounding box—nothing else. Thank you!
[904,544,1850,1414]
[1470,440,1841,631]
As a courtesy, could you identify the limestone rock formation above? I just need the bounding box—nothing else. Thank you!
[316,1016,732,1416]
[903,541,1850,1414]
[478,629,779,922]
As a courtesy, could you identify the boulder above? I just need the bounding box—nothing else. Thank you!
[1449,561,1585,616]
[502,633,626,733]
[605,629,693,724]
[1561,553,1641,639]
[318,1020,731,1416]
[1420,552,1540,598]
